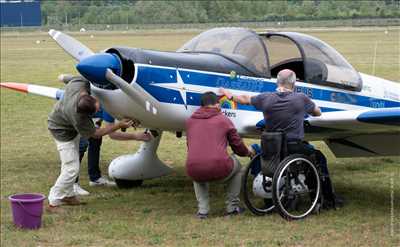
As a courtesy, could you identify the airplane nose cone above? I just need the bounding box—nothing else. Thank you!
[76,53,122,85]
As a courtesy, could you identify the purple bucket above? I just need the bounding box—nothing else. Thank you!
[8,193,46,229]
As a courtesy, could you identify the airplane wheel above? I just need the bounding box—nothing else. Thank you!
[242,154,275,216]
[115,179,144,189]
[272,154,321,220]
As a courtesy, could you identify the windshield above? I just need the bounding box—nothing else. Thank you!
[178,28,269,77]
[263,32,362,91]
[263,35,304,80]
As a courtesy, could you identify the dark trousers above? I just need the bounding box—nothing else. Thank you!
[75,137,103,183]
[287,141,335,204]
[287,141,329,176]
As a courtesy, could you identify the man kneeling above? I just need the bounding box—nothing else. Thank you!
[185,92,253,219]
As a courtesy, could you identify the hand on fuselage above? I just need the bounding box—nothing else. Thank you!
[118,118,134,129]
[219,87,232,99]
[247,145,257,159]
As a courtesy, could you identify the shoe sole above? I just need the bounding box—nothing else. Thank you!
[46,206,66,214]
[89,183,116,187]
[60,199,87,206]
[75,192,90,196]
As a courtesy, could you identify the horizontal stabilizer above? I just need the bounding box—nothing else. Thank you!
[1,82,63,100]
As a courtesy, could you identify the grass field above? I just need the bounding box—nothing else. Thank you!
[1,27,399,247]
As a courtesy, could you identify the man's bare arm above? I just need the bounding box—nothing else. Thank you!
[219,88,252,105]
[232,94,252,105]
[91,119,133,138]
[310,106,322,116]
[106,121,152,141]
[109,131,151,141]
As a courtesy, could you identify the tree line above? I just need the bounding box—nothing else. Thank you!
[41,0,400,26]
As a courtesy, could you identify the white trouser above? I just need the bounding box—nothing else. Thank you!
[48,135,80,206]
[193,155,243,214]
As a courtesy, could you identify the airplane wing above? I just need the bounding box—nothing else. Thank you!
[306,108,400,157]
[248,108,400,157]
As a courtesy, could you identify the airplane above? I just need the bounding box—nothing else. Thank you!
[1,27,399,189]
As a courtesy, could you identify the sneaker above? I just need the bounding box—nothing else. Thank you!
[46,204,66,214]
[74,183,90,196]
[60,196,86,206]
[225,207,245,217]
[322,194,345,210]
[196,212,208,220]
[333,194,345,209]
[89,177,116,187]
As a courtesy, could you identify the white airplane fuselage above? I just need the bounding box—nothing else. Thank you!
[93,63,400,140]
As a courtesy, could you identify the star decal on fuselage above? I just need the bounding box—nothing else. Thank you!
[150,68,215,109]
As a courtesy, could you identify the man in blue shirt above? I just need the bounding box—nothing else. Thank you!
[220,69,339,208]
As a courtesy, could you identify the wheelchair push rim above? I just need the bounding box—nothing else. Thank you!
[242,154,275,216]
[272,155,321,220]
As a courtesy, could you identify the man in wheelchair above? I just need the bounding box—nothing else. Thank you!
[220,69,340,219]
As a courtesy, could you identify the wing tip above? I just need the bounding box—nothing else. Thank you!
[0,82,28,93]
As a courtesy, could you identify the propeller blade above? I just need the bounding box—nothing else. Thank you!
[48,29,94,61]
[105,69,158,115]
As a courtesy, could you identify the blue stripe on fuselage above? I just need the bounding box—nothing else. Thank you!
[134,65,400,111]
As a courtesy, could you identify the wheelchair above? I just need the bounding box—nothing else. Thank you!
[242,131,322,220]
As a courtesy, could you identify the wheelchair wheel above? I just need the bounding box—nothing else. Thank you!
[242,154,275,216]
[272,154,321,220]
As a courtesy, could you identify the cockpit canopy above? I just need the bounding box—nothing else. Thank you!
[178,28,362,91]
[178,28,269,77]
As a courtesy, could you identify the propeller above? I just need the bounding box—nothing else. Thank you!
[48,29,159,115]
[49,29,94,62]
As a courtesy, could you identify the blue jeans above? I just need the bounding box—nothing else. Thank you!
[75,137,103,182]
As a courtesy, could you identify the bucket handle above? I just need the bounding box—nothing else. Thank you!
[16,201,42,218]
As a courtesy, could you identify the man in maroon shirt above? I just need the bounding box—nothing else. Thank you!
[186,92,253,219]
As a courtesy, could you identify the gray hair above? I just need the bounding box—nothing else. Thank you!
[277,69,296,89]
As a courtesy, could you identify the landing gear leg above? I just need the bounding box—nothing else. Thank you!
[108,130,173,189]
